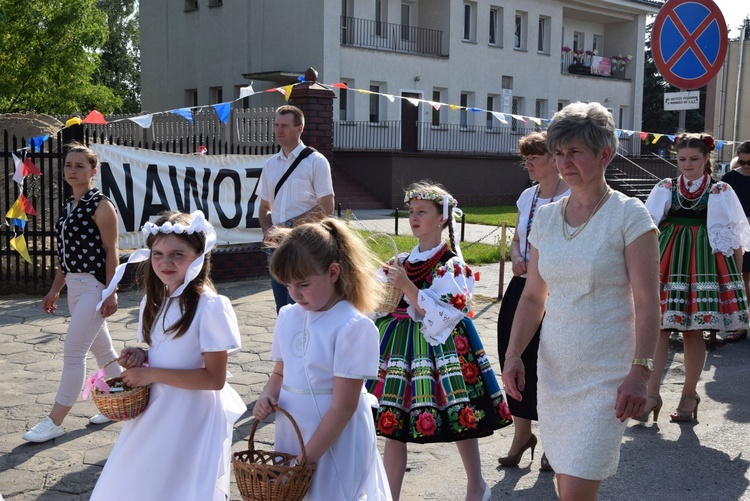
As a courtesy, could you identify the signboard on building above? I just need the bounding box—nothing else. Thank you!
[664,91,700,110]
[502,89,512,114]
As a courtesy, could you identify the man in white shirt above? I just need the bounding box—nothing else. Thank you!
[258,105,335,312]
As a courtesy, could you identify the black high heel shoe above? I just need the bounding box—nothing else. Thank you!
[498,434,537,466]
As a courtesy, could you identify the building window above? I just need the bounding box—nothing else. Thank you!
[460,92,474,127]
[209,86,223,104]
[375,0,384,37]
[184,0,198,11]
[511,97,522,131]
[486,95,497,129]
[432,90,442,126]
[489,7,503,46]
[463,2,476,42]
[369,84,381,122]
[401,3,411,41]
[538,16,550,54]
[593,34,603,54]
[573,32,584,52]
[514,12,527,50]
[339,80,352,121]
[557,100,569,112]
[535,99,548,125]
[185,89,198,107]
[208,0,222,6]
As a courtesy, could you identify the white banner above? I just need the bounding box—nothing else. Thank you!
[90,144,272,248]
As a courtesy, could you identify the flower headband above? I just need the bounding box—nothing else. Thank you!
[96,211,216,310]
[678,133,715,152]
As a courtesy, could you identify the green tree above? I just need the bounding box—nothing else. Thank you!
[0,0,120,114]
[94,0,140,113]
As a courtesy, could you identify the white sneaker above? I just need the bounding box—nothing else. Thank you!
[22,416,64,443]
[89,413,111,425]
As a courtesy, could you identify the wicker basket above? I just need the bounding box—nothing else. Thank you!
[369,233,404,313]
[91,359,150,421]
[233,406,317,501]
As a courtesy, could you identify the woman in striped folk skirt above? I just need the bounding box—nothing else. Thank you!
[643,133,750,423]
[366,181,511,501]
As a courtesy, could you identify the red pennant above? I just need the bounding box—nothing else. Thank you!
[332,82,349,89]
[639,132,648,141]
[82,110,107,125]
[19,194,37,217]
[23,158,42,176]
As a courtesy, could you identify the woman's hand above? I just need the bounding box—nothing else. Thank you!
[386,259,411,292]
[42,290,60,314]
[100,292,118,318]
[502,356,526,401]
[121,367,152,387]
[615,369,648,422]
[253,394,278,420]
[512,259,528,277]
[118,347,146,369]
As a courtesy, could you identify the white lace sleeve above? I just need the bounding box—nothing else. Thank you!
[416,257,475,346]
[707,182,750,255]
[644,179,672,225]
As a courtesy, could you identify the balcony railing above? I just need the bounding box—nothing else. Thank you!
[560,52,629,80]
[334,120,640,156]
[340,16,445,57]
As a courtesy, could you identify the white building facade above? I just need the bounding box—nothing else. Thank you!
[140,0,660,147]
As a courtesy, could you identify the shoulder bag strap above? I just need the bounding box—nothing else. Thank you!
[274,146,316,198]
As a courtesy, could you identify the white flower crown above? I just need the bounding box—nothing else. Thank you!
[404,189,457,207]
[142,214,215,239]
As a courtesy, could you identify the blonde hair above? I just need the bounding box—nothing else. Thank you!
[269,218,385,313]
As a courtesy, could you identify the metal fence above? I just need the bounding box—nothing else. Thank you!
[340,16,445,57]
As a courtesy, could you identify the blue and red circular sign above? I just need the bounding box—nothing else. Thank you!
[652,0,728,89]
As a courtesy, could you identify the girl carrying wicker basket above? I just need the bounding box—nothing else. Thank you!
[253,217,391,500]
[365,181,512,501]
[90,211,245,501]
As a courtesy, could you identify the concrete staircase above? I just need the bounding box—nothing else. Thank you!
[606,164,659,201]
[331,162,388,210]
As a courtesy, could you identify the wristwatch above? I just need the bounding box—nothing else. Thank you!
[632,358,654,372]
[284,219,293,228]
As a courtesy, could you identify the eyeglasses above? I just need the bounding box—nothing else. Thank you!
[737,159,750,167]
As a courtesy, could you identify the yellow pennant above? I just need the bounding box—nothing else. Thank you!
[10,235,32,263]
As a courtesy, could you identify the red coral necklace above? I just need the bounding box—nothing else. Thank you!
[405,244,448,282]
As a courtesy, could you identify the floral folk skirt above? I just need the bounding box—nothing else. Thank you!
[659,217,749,331]
[366,314,512,444]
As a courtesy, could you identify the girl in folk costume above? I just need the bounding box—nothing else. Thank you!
[366,181,512,501]
[254,218,391,501]
[642,133,750,423]
[90,211,245,501]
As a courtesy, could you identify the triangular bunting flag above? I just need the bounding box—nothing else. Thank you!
[65,117,82,128]
[82,110,107,125]
[239,84,255,99]
[212,102,231,123]
[449,104,461,111]
[279,85,295,101]
[128,114,154,128]
[171,108,194,123]
[406,97,420,107]
[332,82,349,89]
[10,235,32,264]
[19,194,37,217]
[383,94,395,103]
[529,117,542,126]
[652,134,663,143]
[510,114,528,124]
[491,111,508,124]
[639,132,648,141]
[616,129,622,138]
[6,195,29,227]
[11,153,24,185]
[469,107,482,113]
[666,135,675,142]
[427,101,442,111]
[23,158,42,176]
[716,140,723,150]
[27,135,49,152]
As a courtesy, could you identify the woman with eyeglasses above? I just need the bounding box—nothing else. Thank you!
[720,140,750,342]
[497,131,568,472]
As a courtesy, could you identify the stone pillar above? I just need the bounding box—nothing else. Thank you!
[289,67,335,158]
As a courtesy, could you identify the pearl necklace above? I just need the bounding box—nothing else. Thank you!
[561,188,611,241]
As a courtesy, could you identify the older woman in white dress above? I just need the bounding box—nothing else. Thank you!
[502,102,660,500]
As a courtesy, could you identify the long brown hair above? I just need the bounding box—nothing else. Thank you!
[139,211,215,345]
[269,218,385,313]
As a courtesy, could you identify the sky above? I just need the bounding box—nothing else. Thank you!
[711,0,750,37]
